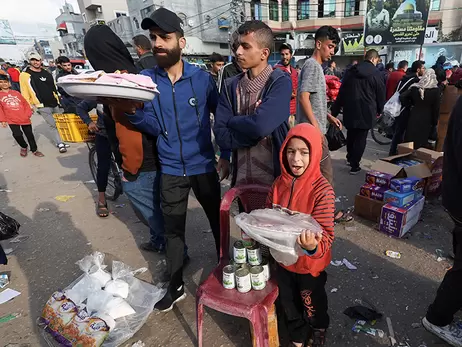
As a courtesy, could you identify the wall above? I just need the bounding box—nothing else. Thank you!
[77,0,128,26]
[107,16,135,44]
[55,5,85,57]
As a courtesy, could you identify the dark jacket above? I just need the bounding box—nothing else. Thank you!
[213,69,292,185]
[135,52,157,72]
[128,60,230,177]
[442,97,462,221]
[56,68,81,112]
[217,59,242,93]
[331,60,386,130]
[400,86,440,150]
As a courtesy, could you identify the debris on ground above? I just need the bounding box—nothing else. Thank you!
[344,305,382,321]
[115,204,126,208]
[411,322,422,328]
[84,180,96,184]
[54,195,76,202]
[0,189,12,193]
[386,317,397,346]
[345,226,357,232]
[330,258,358,270]
[130,341,145,347]
[202,229,212,233]
[0,274,9,288]
[0,288,21,304]
[9,235,29,243]
[331,288,338,293]
[385,250,401,259]
[435,249,446,262]
[36,208,50,212]
[351,320,385,338]
[3,248,13,255]
[0,312,20,324]
[4,169,9,172]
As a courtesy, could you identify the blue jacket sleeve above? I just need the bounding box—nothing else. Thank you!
[213,81,261,150]
[127,100,161,137]
[227,75,292,139]
[76,100,97,125]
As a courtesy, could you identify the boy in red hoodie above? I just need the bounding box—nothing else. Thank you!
[0,75,44,157]
[268,123,335,347]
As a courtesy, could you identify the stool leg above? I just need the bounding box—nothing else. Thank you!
[251,306,269,347]
[196,301,204,347]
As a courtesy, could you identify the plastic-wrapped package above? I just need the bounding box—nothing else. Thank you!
[76,252,112,288]
[104,261,132,299]
[64,275,101,305]
[235,208,323,266]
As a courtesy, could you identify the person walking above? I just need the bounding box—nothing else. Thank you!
[56,56,81,113]
[123,8,230,312]
[274,43,298,128]
[19,52,67,153]
[132,34,157,72]
[214,20,292,187]
[208,52,225,84]
[422,93,462,347]
[331,49,385,175]
[388,60,425,155]
[0,74,44,157]
[399,68,440,149]
[297,25,342,185]
[386,60,408,101]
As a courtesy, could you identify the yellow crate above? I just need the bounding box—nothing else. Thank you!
[53,113,98,143]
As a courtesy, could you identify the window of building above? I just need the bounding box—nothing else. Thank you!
[251,0,262,20]
[140,5,155,19]
[269,0,279,21]
[115,11,127,18]
[133,17,140,29]
[430,0,440,10]
[282,0,289,21]
[318,0,334,17]
[297,0,309,20]
[344,0,360,16]
[220,43,228,49]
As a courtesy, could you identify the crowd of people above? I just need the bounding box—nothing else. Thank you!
[1,7,462,346]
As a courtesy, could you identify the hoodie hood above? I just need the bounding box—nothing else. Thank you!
[351,60,378,79]
[279,123,323,184]
[84,25,137,74]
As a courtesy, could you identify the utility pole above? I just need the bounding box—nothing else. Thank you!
[228,0,245,57]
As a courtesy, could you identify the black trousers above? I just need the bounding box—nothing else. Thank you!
[277,264,329,343]
[389,111,410,156]
[9,124,37,152]
[161,171,221,290]
[426,218,462,326]
[95,134,112,193]
[346,128,369,170]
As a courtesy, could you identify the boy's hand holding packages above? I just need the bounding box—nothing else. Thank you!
[297,230,323,252]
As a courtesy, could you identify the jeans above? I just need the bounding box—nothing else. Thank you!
[9,124,37,152]
[122,170,166,249]
[95,134,112,193]
[426,218,462,326]
[346,128,369,170]
[36,106,62,145]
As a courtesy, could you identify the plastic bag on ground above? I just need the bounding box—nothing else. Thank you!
[76,251,112,288]
[0,211,20,241]
[104,261,146,299]
[235,208,323,266]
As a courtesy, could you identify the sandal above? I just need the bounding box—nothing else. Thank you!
[97,202,109,218]
[334,209,354,224]
[20,148,27,157]
[33,151,44,157]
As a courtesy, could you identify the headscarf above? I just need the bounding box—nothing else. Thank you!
[410,68,438,100]
[84,25,137,74]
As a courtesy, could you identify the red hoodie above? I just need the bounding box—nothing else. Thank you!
[267,123,335,276]
[0,90,33,125]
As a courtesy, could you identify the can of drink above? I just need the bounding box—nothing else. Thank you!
[247,242,262,266]
[250,265,266,290]
[261,258,271,281]
[241,229,253,247]
[222,265,236,289]
[385,250,401,259]
[233,241,247,264]
[235,268,251,293]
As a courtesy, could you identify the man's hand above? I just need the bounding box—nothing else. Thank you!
[328,114,342,130]
[217,158,230,182]
[297,230,322,252]
[88,121,99,133]
[1,122,7,128]
[97,97,143,114]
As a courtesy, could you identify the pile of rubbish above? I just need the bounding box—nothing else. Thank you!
[38,252,165,347]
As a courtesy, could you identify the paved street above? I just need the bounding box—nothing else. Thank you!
[0,114,456,347]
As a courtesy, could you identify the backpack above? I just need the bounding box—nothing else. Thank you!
[383,77,415,118]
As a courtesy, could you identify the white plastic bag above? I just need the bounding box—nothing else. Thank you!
[103,296,136,320]
[104,261,132,299]
[76,251,112,288]
[235,208,323,266]
[64,275,100,304]
[383,78,415,119]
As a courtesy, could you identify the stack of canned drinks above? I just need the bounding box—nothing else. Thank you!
[222,239,271,293]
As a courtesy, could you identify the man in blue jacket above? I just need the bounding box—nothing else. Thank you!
[214,20,292,186]
[122,8,230,312]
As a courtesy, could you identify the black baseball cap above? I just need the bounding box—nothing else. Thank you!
[411,60,425,72]
[141,8,184,36]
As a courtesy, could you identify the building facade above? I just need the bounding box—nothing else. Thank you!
[55,3,86,57]
[77,0,128,27]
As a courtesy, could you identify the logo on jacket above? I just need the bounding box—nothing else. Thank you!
[40,77,47,82]
[188,97,197,107]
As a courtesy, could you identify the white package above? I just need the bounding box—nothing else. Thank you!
[104,261,132,299]
[65,274,101,304]
[76,251,112,288]
[86,289,113,314]
[235,208,323,266]
[104,296,136,320]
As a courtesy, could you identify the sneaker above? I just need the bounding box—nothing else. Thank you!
[154,285,186,312]
[140,241,165,253]
[349,167,361,175]
[422,317,462,347]
[58,143,67,153]
[310,329,327,347]
[64,143,70,148]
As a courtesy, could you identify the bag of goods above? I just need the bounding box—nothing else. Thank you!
[104,261,131,299]
[76,252,112,288]
[235,208,323,266]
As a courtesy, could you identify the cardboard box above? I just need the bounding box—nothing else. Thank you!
[365,170,393,188]
[360,184,387,201]
[379,197,425,238]
[390,177,425,194]
[384,190,415,207]
[370,152,432,182]
[354,194,386,222]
